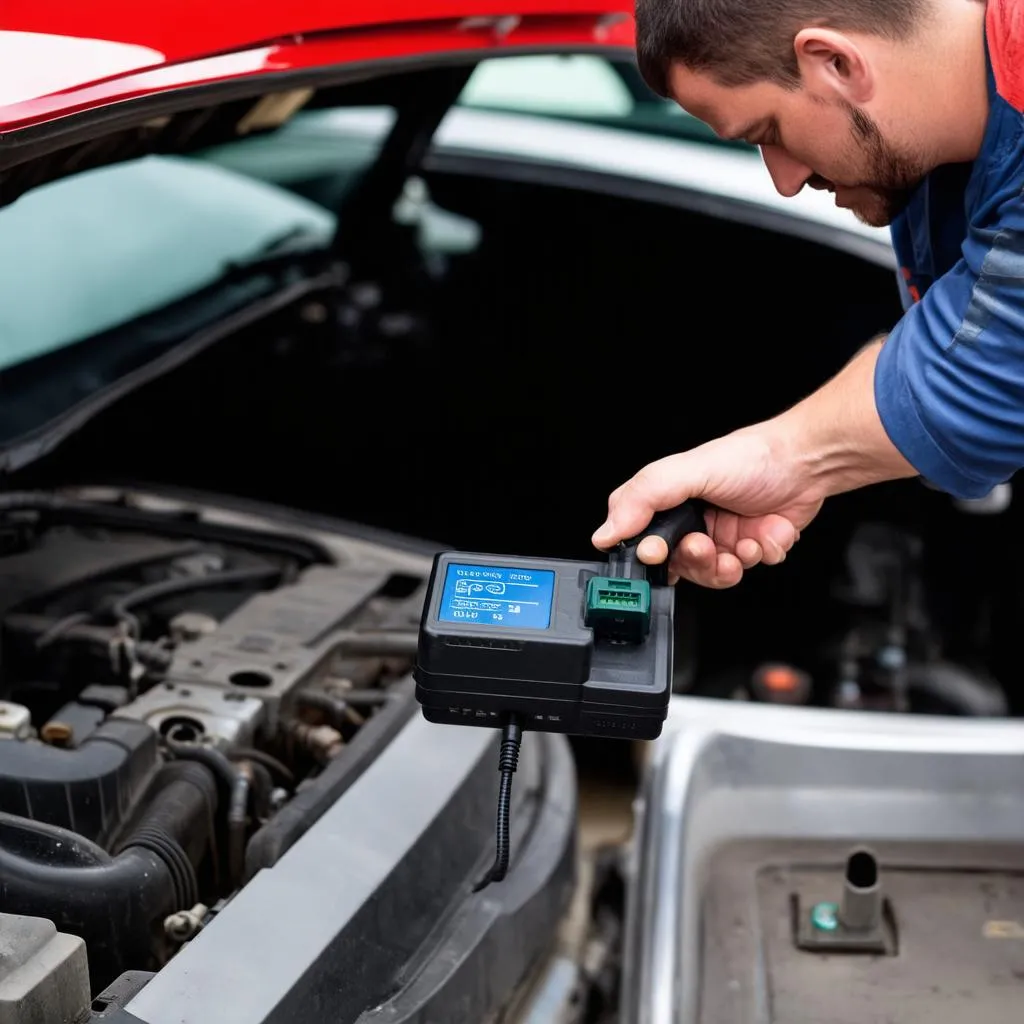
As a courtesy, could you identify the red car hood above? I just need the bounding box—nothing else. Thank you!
[0,1,635,131]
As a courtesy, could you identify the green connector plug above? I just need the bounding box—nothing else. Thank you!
[584,576,652,643]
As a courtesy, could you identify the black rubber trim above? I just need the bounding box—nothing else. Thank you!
[39,482,451,556]
[0,270,340,476]
[422,148,897,269]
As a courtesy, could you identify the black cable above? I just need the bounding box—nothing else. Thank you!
[472,716,523,893]
[108,565,283,638]
[226,747,296,789]
[34,565,283,650]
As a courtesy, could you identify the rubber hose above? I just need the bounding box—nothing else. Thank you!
[0,760,217,992]
[243,759,275,819]
[228,769,251,886]
[226,747,295,788]
[166,739,242,798]
[906,661,1009,716]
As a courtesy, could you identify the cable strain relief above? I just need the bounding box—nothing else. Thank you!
[498,716,523,774]
[498,740,520,774]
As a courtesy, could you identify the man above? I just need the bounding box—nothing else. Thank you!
[592,0,1024,588]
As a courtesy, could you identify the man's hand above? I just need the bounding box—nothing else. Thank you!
[591,425,823,588]
[591,339,918,589]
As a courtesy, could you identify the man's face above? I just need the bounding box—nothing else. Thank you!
[667,64,928,227]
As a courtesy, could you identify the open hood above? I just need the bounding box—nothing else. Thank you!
[0,4,633,131]
[0,4,634,200]
[0,7,636,478]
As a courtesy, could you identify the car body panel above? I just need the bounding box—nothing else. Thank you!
[0,6,633,130]
[424,108,896,259]
[623,696,1024,1024]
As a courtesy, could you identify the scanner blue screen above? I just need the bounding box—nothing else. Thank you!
[438,563,556,630]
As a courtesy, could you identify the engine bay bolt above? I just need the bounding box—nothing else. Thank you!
[164,903,209,943]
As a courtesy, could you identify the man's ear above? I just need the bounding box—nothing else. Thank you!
[793,28,874,104]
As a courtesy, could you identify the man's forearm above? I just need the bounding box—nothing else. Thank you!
[769,336,919,499]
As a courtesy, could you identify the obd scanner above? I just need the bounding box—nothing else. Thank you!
[413,501,707,890]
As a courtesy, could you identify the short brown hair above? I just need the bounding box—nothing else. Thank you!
[635,0,927,94]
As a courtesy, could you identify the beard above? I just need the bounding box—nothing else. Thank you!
[836,105,926,227]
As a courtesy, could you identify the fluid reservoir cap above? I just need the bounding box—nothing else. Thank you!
[0,701,31,740]
[750,662,812,705]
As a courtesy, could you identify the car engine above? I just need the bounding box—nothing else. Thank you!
[0,481,1018,1024]
[0,490,427,1002]
[688,510,1009,720]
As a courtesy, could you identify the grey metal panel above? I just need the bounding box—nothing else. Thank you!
[621,696,1024,1024]
[126,713,497,1024]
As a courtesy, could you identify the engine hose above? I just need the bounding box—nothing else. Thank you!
[906,661,1009,717]
[242,759,275,819]
[294,690,371,730]
[226,747,296,788]
[165,740,248,884]
[228,767,252,885]
[109,565,284,638]
[165,739,241,797]
[0,760,217,992]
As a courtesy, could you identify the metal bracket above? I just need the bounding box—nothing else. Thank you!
[793,894,895,955]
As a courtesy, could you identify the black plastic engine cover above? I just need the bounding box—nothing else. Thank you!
[0,719,158,846]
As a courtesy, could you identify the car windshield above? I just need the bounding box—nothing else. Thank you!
[0,50,752,455]
[0,53,741,378]
[0,155,338,377]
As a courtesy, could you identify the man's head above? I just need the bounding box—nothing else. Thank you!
[636,0,985,226]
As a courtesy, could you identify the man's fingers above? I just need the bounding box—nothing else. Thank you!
[751,515,798,565]
[670,548,744,589]
[666,533,716,577]
[636,535,670,565]
[591,458,697,549]
[635,532,748,588]
[735,537,762,569]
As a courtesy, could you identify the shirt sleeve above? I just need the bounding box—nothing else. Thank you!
[874,187,1024,499]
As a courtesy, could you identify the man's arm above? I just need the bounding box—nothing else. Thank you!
[769,335,918,500]
[867,189,1024,500]
[591,337,917,588]
[595,181,1024,587]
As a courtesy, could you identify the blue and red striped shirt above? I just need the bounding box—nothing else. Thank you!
[875,0,1024,497]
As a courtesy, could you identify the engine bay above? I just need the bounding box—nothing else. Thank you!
[687,514,1011,718]
[0,491,428,997]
